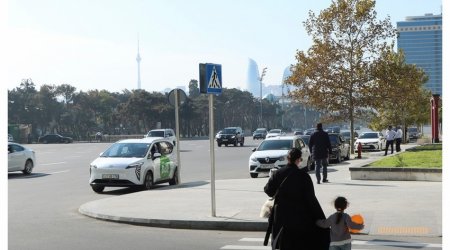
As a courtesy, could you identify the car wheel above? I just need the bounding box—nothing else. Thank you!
[218,143,222,147]
[336,152,341,163]
[225,144,228,147]
[240,138,244,146]
[91,185,105,193]
[234,140,237,146]
[22,160,33,175]
[143,172,154,190]
[169,168,179,185]
[250,173,258,178]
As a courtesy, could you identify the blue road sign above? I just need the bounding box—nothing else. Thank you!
[205,63,222,94]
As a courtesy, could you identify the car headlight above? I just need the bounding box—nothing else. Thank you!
[332,148,338,152]
[126,162,144,169]
[231,136,236,139]
[279,156,285,161]
[250,156,257,162]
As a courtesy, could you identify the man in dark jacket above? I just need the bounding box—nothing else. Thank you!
[264,148,329,249]
[309,123,332,184]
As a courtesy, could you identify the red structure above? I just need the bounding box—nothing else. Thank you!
[357,142,362,159]
[431,94,440,143]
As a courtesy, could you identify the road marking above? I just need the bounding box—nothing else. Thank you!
[233,238,442,248]
[48,170,70,174]
[40,162,67,166]
[353,240,442,248]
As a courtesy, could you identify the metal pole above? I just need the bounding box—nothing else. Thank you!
[209,94,216,217]
[260,80,262,127]
[175,89,181,183]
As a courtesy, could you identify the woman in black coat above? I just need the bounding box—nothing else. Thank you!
[264,148,330,250]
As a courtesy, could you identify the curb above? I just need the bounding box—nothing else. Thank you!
[79,206,268,231]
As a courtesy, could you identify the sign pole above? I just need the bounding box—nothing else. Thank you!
[175,89,181,183]
[209,94,216,217]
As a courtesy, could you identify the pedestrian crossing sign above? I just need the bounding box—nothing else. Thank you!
[199,63,222,94]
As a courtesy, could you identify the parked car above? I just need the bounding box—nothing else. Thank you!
[328,133,350,163]
[248,135,312,178]
[266,129,285,138]
[299,135,311,146]
[354,132,385,151]
[89,138,179,193]
[303,128,316,135]
[8,142,36,174]
[252,128,268,140]
[8,134,14,142]
[146,128,176,146]
[408,127,421,140]
[293,130,304,136]
[340,130,359,144]
[216,127,244,147]
[38,134,73,143]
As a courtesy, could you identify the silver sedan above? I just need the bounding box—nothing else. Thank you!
[8,142,36,174]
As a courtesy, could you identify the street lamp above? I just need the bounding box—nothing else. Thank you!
[259,67,267,127]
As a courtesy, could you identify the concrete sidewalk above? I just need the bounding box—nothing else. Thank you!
[79,149,442,237]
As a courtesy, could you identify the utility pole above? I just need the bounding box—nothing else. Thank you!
[259,67,267,127]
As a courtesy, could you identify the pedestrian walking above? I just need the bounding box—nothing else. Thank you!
[264,148,330,250]
[316,197,364,250]
[384,126,396,155]
[394,126,403,152]
[309,123,332,184]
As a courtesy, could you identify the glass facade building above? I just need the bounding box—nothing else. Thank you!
[397,14,442,96]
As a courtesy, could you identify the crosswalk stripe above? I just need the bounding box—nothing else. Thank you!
[353,240,442,248]
[235,238,442,248]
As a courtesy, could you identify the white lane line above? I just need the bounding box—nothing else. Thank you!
[39,162,67,166]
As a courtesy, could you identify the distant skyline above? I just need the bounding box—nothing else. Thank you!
[5,0,443,93]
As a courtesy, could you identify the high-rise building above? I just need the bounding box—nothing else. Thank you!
[136,35,142,90]
[397,13,442,96]
[246,58,260,97]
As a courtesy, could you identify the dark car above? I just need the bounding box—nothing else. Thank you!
[328,133,350,163]
[340,130,359,144]
[38,134,73,144]
[252,128,268,140]
[217,127,244,147]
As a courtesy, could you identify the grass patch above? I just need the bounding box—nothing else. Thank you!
[368,149,442,168]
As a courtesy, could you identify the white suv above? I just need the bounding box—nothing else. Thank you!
[248,136,312,178]
[146,128,176,146]
[89,138,179,193]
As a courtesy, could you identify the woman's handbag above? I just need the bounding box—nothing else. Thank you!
[260,198,274,218]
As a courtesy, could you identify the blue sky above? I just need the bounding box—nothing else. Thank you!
[5,0,443,93]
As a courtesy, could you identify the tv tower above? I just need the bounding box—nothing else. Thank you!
[136,34,142,89]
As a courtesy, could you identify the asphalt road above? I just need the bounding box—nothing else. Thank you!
[8,138,442,250]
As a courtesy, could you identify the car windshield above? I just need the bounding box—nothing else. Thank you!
[148,131,164,137]
[255,129,266,133]
[300,136,310,145]
[329,135,339,144]
[101,143,150,158]
[359,133,378,139]
[257,140,292,151]
[268,129,281,134]
[223,128,237,134]
[341,132,350,137]
[408,128,418,132]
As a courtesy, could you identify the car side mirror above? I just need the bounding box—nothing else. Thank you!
[252,148,256,152]
[152,152,161,160]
